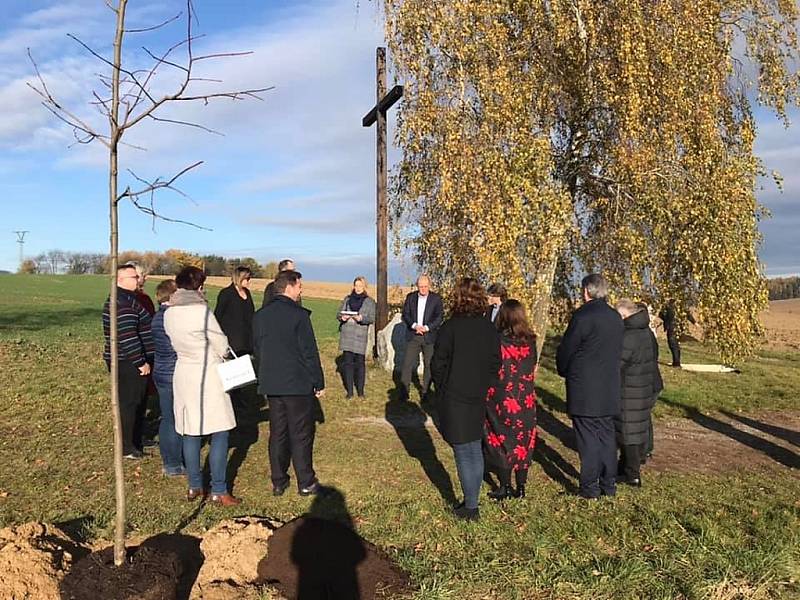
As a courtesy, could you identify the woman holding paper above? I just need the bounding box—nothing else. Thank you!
[165,266,241,506]
[337,276,376,398]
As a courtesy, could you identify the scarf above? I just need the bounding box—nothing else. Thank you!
[348,291,367,313]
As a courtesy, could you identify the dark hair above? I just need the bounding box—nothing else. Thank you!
[278,258,294,272]
[450,277,487,317]
[496,299,537,345]
[155,279,177,304]
[274,270,302,294]
[175,266,206,291]
[581,273,608,299]
[487,283,508,302]
[117,263,136,274]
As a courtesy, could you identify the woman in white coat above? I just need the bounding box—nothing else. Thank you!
[164,266,241,506]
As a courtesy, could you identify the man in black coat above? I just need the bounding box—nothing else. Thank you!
[253,270,326,496]
[659,299,694,368]
[400,275,444,400]
[556,273,624,499]
[262,258,301,308]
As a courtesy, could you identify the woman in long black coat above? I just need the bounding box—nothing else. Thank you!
[214,266,255,355]
[615,299,662,486]
[431,278,501,520]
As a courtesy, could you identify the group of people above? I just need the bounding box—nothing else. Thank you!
[391,273,662,519]
[103,259,328,505]
[102,261,662,519]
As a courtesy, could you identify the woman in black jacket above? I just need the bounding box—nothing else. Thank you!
[214,266,255,355]
[615,299,663,487]
[432,278,501,520]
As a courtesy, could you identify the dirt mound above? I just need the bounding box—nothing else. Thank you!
[257,516,411,600]
[60,545,181,600]
[0,521,87,600]
[192,516,281,599]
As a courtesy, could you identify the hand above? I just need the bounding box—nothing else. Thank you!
[315,389,325,399]
[138,364,151,376]
[340,313,351,321]
[354,314,362,322]
[414,325,425,335]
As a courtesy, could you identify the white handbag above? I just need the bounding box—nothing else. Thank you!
[216,348,257,392]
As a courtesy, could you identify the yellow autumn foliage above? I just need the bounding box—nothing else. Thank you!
[383,0,799,363]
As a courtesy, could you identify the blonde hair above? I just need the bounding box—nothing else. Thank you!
[616,298,642,319]
[353,276,369,294]
[232,266,252,290]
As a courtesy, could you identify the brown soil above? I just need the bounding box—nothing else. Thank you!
[0,522,87,600]
[761,298,800,350]
[60,545,181,600]
[191,516,281,599]
[257,516,412,600]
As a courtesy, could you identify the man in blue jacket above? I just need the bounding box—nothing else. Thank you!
[253,270,326,496]
[556,273,624,499]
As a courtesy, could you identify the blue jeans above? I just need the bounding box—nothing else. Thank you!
[154,378,183,473]
[453,440,483,510]
[183,430,230,495]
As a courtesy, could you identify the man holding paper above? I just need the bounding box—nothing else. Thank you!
[400,274,444,401]
[253,270,326,496]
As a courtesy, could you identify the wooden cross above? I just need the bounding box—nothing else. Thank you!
[363,47,403,336]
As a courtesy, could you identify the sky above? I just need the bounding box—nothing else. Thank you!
[0,0,796,281]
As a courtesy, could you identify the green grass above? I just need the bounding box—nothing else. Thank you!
[0,274,799,599]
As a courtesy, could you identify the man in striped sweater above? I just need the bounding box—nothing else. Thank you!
[103,264,155,459]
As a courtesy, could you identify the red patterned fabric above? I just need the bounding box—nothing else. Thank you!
[483,337,538,475]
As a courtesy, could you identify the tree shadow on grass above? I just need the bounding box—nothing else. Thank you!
[384,379,457,506]
[662,398,800,469]
[720,410,800,448]
[0,307,100,332]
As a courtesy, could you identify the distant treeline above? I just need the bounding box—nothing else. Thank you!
[19,249,278,279]
[768,277,800,300]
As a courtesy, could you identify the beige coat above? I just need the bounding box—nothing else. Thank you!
[164,289,236,435]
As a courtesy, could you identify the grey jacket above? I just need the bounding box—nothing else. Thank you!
[338,295,376,355]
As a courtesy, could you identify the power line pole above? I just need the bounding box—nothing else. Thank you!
[362,47,403,338]
[13,231,29,271]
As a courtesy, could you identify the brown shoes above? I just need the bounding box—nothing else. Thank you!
[187,488,205,502]
[209,493,242,506]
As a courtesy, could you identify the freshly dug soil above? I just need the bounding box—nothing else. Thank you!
[0,521,87,600]
[60,545,181,600]
[257,516,411,600]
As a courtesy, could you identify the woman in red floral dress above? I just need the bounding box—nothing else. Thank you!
[484,299,538,500]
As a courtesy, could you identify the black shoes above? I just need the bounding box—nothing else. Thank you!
[619,477,642,488]
[123,449,144,460]
[513,485,526,499]
[487,485,514,501]
[272,482,289,497]
[298,483,330,497]
[453,502,480,521]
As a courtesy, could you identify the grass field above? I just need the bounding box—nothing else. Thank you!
[0,274,799,599]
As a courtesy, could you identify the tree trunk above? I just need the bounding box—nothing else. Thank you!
[109,0,128,568]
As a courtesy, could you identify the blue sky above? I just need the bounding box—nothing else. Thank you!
[0,1,797,280]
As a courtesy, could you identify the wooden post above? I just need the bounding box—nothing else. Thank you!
[375,48,389,334]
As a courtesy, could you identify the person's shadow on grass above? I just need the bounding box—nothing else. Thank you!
[384,384,457,506]
[227,383,269,494]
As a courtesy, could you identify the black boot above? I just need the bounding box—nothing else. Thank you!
[512,484,526,498]
[488,485,514,501]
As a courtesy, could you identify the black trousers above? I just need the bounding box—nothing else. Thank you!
[619,444,641,481]
[342,351,365,397]
[667,331,681,366]
[572,415,617,498]
[118,360,148,455]
[401,335,434,393]
[267,395,317,490]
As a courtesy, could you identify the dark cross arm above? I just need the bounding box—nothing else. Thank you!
[362,85,404,127]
